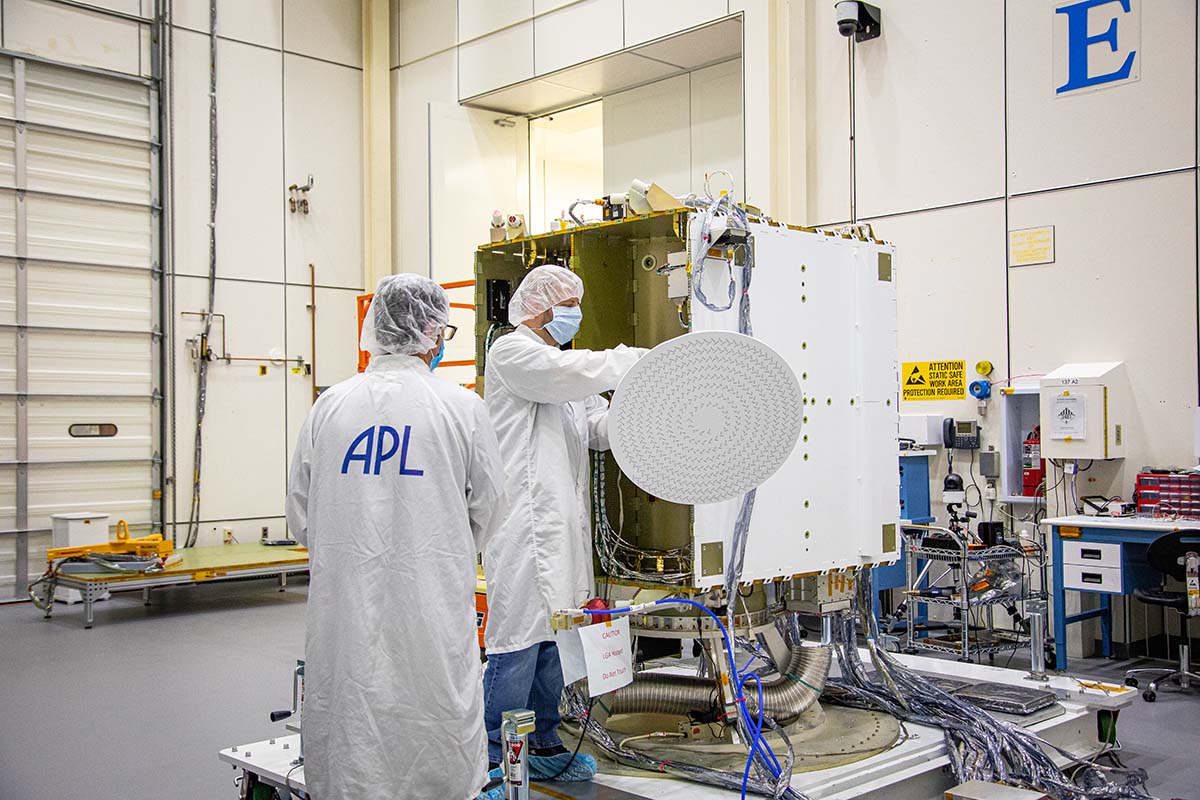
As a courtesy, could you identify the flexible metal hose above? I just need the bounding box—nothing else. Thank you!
[608,645,830,725]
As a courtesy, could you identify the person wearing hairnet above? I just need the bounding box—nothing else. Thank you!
[481,264,647,781]
[286,274,506,800]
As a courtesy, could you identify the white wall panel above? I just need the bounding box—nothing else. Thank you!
[0,261,13,324]
[214,41,284,283]
[172,0,283,49]
[167,28,210,278]
[1007,173,1197,498]
[534,0,622,76]
[0,400,14,461]
[27,397,151,461]
[397,0,456,66]
[868,199,1007,524]
[0,124,15,187]
[0,331,13,393]
[284,0,363,68]
[25,61,152,141]
[0,193,14,256]
[283,285,361,469]
[284,55,363,288]
[689,58,742,199]
[27,331,152,394]
[458,0,532,42]
[26,129,151,205]
[1006,1,1196,195]
[602,73,690,195]
[428,102,526,284]
[6,0,147,76]
[28,263,153,332]
[188,516,291,548]
[871,200,1007,408]
[172,277,286,523]
[81,0,143,13]
[804,0,849,226]
[0,463,151,533]
[458,21,534,98]
[392,51,456,276]
[622,0,726,47]
[0,60,14,118]
[534,0,574,12]
[855,0,1004,219]
[26,196,151,267]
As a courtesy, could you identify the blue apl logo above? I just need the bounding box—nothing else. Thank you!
[1054,0,1140,96]
[341,425,424,476]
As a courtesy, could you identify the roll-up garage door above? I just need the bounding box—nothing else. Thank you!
[0,56,159,599]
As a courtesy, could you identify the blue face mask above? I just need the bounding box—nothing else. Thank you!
[429,340,444,371]
[543,305,583,345]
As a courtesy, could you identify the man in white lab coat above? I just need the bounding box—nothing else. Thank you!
[287,274,505,800]
[481,265,646,780]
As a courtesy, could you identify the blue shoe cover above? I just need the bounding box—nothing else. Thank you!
[476,767,505,800]
[529,752,597,782]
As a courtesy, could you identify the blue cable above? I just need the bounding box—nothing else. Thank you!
[740,673,766,797]
[581,599,786,796]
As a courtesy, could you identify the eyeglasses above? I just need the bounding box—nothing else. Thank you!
[443,325,458,341]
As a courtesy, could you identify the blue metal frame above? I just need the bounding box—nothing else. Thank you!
[875,454,934,623]
[1050,522,1162,671]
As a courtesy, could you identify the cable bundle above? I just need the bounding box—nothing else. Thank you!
[829,573,1153,800]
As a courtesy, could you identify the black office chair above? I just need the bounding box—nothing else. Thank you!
[1123,530,1200,702]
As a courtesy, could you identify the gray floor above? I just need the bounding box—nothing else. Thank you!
[1,581,1198,800]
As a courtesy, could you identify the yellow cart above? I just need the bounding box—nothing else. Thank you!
[42,542,309,629]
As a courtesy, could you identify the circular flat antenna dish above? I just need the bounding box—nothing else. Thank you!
[609,331,803,505]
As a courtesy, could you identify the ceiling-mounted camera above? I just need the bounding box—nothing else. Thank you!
[834,1,882,42]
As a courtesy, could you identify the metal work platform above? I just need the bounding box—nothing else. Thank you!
[40,542,309,628]
[218,651,1133,800]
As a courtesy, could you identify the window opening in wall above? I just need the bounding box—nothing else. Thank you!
[528,101,604,236]
[68,424,119,438]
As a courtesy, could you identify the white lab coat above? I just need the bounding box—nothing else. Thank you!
[482,326,645,654]
[286,355,503,800]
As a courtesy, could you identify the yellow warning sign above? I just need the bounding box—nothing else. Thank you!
[902,360,966,401]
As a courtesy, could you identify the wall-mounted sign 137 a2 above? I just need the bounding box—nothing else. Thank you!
[1054,0,1140,97]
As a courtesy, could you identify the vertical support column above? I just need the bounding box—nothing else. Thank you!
[148,83,165,535]
[12,59,29,600]
[1025,598,1049,681]
[361,0,393,292]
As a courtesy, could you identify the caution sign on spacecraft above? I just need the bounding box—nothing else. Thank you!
[901,360,966,401]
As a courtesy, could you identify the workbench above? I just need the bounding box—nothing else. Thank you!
[42,542,309,629]
[218,650,1132,800]
[1042,515,1187,670]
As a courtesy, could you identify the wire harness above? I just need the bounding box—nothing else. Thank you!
[829,571,1153,800]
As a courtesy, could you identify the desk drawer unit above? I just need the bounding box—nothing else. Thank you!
[1062,540,1121,569]
[1063,563,1123,593]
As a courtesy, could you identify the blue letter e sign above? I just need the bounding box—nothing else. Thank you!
[1055,0,1139,96]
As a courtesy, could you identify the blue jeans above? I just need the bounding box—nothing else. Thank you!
[483,641,564,764]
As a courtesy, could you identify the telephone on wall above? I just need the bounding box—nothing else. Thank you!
[943,417,980,450]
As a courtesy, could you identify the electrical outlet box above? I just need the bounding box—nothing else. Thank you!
[222,527,234,544]
[979,450,1000,479]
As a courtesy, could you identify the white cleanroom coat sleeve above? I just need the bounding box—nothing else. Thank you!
[490,337,647,404]
[285,411,314,546]
[584,394,611,451]
[466,397,505,553]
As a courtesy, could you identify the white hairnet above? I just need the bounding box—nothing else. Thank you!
[360,274,449,357]
[508,265,585,327]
